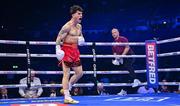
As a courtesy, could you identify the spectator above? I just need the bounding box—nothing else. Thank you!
[71,87,83,96]
[137,85,155,94]
[0,88,8,99]
[175,84,180,93]
[97,82,109,95]
[159,79,170,93]
[49,81,57,97]
[19,69,43,98]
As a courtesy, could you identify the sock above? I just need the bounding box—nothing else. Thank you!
[64,90,72,100]
[69,83,72,91]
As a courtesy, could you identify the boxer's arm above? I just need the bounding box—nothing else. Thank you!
[56,25,69,61]
[56,25,70,45]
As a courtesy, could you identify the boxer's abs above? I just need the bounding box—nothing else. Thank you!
[64,30,80,44]
[63,34,79,44]
[64,25,81,44]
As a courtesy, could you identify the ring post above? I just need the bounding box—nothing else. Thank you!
[145,40,159,89]
[92,42,97,78]
[92,42,98,94]
[26,41,31,88]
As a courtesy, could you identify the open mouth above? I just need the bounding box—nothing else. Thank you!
[79,18,82,20]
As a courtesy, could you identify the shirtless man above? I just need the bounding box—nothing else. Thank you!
[56,5,85,104]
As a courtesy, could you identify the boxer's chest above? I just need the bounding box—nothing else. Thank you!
[69,27,81,36]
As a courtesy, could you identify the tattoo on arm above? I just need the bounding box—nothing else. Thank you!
[56,26,69,45]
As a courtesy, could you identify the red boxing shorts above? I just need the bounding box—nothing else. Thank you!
[59,43,81,67]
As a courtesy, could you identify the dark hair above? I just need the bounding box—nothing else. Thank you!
[112,27,122,33]
[70,5,83,15]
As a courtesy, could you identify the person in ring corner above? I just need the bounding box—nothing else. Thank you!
[111,28,141,95]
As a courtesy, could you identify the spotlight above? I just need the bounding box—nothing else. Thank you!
[163,21,167,24]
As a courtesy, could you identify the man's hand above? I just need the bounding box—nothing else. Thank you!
[112,58,123,65]
[117,58,123,64]
[112,59,120,65]
[24,94,31,98]
[56,45,65,61]
[32,95,39,98]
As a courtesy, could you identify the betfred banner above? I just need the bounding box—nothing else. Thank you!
[145,40,158,88]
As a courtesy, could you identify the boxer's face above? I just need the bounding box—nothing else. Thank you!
[72,10,83,23]
[112,29,119,39]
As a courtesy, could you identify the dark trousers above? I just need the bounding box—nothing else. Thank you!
[122,52,137,81]
[118,52,137,93]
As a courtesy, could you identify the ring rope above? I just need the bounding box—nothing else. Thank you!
[0,82,179,88]
[0,37,179,89]
[0,68,179,74]
[0,40,145,46]
[0,36,180,46]
[0,51,180,58]
[157,37,180,44]
[157,51,180,57]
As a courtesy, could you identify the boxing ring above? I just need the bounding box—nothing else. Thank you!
[0,37,180,106]
[0,93,180,106]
